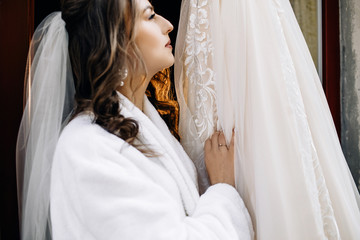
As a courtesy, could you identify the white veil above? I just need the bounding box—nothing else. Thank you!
[175,0,360,239]
[16,12,75,240]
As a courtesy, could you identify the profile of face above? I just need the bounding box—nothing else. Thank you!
[134,0,174,78]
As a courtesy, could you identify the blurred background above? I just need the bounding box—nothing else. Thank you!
[1,0,359,239]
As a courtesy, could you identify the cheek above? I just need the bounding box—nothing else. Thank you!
[143,44,174,71]
[136,28,159,63]
[140,39,158,63]
[135,24,174,73]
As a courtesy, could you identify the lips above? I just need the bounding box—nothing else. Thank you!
[165,39,172,48]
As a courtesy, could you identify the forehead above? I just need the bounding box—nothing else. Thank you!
[136,0,152,11]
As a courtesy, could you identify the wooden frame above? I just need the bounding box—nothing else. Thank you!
[322,0,341,136]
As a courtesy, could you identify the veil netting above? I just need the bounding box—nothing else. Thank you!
[175,0,360,239]
[16,12,75,240]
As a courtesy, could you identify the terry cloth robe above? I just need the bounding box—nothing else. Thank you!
[50,93,254,240]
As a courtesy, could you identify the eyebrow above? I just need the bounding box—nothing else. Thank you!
[143,5,154,13]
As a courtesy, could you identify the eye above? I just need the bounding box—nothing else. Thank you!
[149,13,156,20]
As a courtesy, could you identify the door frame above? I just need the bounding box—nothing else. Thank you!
[322,0,341,136]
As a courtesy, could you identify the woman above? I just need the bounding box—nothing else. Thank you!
[175,0,360,239]
[16,0,253,239]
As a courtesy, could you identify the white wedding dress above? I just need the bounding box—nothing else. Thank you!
[174,0,360,239]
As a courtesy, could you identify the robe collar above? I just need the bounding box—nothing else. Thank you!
[117,92,199,216]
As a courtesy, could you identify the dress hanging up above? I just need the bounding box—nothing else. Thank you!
[174,0,360,239]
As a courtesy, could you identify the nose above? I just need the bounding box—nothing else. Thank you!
[159,15,173,34]
[166,20,174,34]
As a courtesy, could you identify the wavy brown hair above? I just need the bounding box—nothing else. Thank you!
[148,69,179,140]
[61,0,179,148]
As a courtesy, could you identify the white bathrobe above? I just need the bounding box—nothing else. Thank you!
[50,93,253,240]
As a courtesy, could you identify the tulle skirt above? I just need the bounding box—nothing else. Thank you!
[175,0,360,239]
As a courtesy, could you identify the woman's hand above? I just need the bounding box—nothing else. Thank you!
[204,131,235,187]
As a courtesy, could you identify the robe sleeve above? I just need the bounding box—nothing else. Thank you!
[50,123,253,240]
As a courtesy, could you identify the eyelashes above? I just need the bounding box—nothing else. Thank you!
[149,13,156,20]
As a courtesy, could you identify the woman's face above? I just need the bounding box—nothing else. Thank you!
[135,0,174,77]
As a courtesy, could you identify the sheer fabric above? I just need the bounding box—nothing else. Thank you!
[16,12,75,240]
[175,0,360,239]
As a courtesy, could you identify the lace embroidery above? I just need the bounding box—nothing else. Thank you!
[184,0,218,143]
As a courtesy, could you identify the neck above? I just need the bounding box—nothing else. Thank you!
[117,75,152,111]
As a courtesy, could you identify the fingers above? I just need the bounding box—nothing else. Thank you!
[218,132,226,145]
[204,138,211,151]
[230,129,235,147]
[211,131,220,149]
[204,130,236,187]
[206,130,236,149]
[218,131,227,150]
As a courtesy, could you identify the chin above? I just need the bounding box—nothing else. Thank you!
[149,55,175,74]
[160,57,175,69]
[166,55,175,67]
